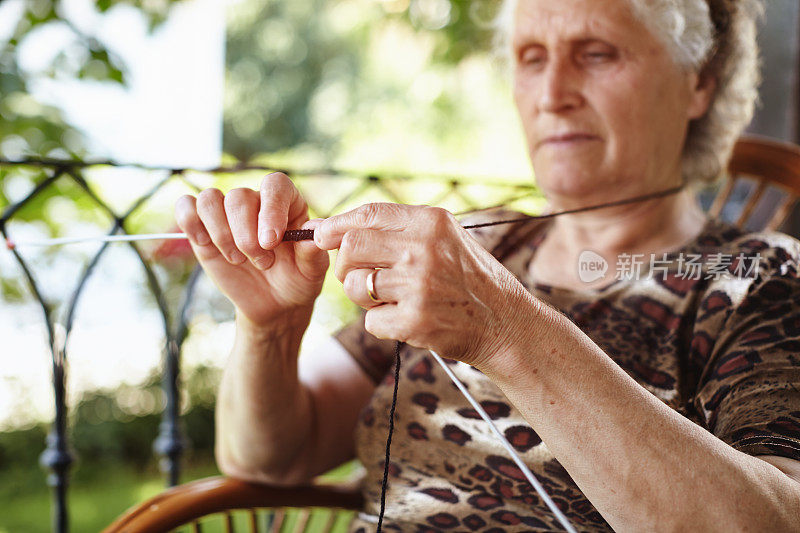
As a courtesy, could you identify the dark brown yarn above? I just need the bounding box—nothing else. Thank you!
[377,341,403,533]
[282,228,315,241]
[280,184,685,243]
[460,183,685,231]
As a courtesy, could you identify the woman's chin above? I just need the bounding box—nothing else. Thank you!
[534,168,610,201]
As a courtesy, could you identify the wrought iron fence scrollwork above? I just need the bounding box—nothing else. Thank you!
[0,157,541,533]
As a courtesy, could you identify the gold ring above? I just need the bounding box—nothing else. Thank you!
[366,269,381,303]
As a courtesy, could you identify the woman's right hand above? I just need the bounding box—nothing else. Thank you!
[175,172,329,330]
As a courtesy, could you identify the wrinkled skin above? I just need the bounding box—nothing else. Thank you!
[314,202,539,367]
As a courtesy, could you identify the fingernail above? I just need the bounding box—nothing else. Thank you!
[229,250,246,264]
[260,229,278,247]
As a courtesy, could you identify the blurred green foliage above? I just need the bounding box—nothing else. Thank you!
[0,461,219,533]
[224,0,503,161]
[0,0,184,161]
[0,364,219,472]
[0,364,361,532]
[0,364,221,531]
[1,0,505,161]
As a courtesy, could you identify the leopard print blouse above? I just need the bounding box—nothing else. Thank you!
[335,212,800,532]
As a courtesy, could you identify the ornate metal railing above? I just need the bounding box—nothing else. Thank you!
[0,158,542,533]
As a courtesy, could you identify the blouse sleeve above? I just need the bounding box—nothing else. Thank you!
[693,251,800,461]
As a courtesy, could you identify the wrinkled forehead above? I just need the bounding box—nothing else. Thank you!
[510,0,651,47]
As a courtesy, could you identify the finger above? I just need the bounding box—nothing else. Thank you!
[364,303,403,341]
[343,268,399,309]
[175,195,211,247]
[333,228,402,282]
[315,203,412,250]
[293,218,330,281]
[224,188,276,270]
[196,188,247,265]
[175,195,225,264]
[259,172,307,249]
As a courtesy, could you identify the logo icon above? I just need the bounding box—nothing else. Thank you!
[578,250,608,283]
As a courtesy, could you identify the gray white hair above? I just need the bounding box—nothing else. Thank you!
[494,0,764,183]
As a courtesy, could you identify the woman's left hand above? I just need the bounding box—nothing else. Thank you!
[315,203,540,368]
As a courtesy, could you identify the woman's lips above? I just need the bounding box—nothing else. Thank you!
[537,133,601,149]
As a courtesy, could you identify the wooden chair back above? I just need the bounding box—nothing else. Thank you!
[710,136,800,231]
[102,477,363,533]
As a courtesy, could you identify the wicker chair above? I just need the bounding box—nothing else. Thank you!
[103,477,364,533]
[103,135,800,533]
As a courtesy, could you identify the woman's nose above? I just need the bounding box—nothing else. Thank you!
[537,59,584,113]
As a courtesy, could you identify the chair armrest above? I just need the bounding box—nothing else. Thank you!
[103,476,364,533]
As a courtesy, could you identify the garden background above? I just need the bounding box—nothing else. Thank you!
[0,0,798,531]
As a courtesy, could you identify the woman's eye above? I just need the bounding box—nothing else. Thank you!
[581,48,616,64]
[518,48,546,67]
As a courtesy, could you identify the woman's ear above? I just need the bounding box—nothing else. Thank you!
[687,71,717,120]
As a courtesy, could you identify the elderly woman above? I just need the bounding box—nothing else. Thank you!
[175,0,800,530]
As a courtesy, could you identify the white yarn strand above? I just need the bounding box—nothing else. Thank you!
[9,233,187,247]
[429,350,578,533]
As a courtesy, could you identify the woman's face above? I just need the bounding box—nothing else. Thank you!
[512,0,713,204]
